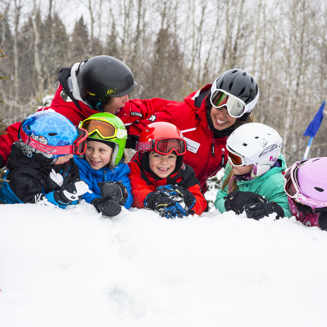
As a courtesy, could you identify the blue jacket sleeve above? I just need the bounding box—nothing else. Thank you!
[74,156,98,203]
[112,163,133,209]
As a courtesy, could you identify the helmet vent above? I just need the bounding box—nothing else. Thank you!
[228,82,234,91]
[243,143,247,146]
[255,136,259,139]
[314,187,324,192]
[48,133,57,136]
[239,86,246,95]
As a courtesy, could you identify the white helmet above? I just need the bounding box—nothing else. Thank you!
[227,123,283,177]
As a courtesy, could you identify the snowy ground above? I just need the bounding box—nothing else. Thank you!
[1,197,327,327]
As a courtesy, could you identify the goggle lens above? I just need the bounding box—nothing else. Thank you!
[155,138,186,155]
[211,90,246,118]
[81,119,117,139]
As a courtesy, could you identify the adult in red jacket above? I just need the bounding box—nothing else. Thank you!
[119,69,259,193]
[0,55,137,167]
[128,122,207,217]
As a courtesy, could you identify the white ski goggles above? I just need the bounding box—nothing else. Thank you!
[210,84,259,118]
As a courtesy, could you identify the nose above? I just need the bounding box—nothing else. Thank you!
[160,156,169,163]
[122,94,129,103]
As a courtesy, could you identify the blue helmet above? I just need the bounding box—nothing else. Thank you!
[20,110,79,159]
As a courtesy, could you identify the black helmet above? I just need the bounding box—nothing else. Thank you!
[76,55,137,111]
[213,69,259,104]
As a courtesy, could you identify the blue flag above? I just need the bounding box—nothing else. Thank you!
[303,101,325,137]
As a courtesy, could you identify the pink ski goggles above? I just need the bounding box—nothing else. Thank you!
[284,160,327,208]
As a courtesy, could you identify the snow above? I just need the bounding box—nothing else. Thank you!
[1,200,327,327]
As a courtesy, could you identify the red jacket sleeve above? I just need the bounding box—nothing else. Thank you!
[187,184,207,216]
[0,122,21,166]
[128,161,156,208]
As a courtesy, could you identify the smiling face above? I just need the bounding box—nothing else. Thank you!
[149,151,177,178]
[84,140,113,170]
[103,95,129,115]
[210,106,237,131]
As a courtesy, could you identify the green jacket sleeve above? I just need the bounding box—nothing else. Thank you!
[214,165,232,213]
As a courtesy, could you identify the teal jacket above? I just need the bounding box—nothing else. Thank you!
[215,155,291,218]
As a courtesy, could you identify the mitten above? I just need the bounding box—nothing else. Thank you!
[98,181,128,205]
[144,192,187,218]
[244,201,284,220]
[54,180,90,205]
[92,198,122,217]
[224,191,267,214]
[318,212,327,231]
[156,185,196,210]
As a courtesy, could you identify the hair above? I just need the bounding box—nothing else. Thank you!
[221,169,238,193]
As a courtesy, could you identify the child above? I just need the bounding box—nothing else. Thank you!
[128,122,207,218]
[215,122,291,220]
[0,110,90,207]
[74,113,133,217]
[284,157,327,230]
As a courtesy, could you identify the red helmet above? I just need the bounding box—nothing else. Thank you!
[137,122,187,156]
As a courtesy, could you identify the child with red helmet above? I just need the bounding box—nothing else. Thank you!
[284,157,327,230]
[128,122,207,218]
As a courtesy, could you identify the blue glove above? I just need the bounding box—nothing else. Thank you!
[156,184,196,210]
[144,192,188,219]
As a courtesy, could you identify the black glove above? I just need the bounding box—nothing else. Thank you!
[98,181,128,205]
[318,212,327,231]
[145,192,187,218]
[0,154,3,168]
[156,184,196,210]
[224,191,267,214]
[244,201,284,220]
[54,180,89,205]
[92,197,122,217]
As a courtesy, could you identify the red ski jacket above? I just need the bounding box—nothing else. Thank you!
[128,152,207,215]
[119,84,228,193]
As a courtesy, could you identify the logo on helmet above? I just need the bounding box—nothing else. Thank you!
[259,144,278,157]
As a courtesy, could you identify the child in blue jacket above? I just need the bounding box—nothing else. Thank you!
[74,113,133,217]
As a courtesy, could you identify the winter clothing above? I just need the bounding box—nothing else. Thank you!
[128,151,207,216]
[0,142,85,208]
[215,155,291,218]
[74,155,133,209]
[118,85,229,193]
[288,197,327,230]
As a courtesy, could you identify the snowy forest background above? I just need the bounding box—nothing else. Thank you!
[1,0,327,165]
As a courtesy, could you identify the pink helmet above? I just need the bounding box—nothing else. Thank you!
[297,157,327,202]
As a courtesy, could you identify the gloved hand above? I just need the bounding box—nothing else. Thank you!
[98,181,128,205]
[92,197,122,217]
[0,154,3,168]
[244,201,284,220]
[224,191,267,214]
[60,180,90,202]
[156,184,196,210]
[318,212,327,231]
[145,192,188,218]
[49,169,64,187]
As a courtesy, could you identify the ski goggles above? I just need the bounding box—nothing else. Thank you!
[80,117,126,139]
[210,84,259,118]
[284,161,327,208]
[226,145,247,166]
[20,127,88,156]
[137,138,187,156]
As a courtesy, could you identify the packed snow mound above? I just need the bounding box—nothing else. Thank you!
[1,201,327,327]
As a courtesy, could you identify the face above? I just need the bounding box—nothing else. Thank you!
[149,151,177,178]
[210,106,237,130]
[84,140,113,170]
[103,95,129,115]
[232,164,253,176]
[54,154,73,165]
